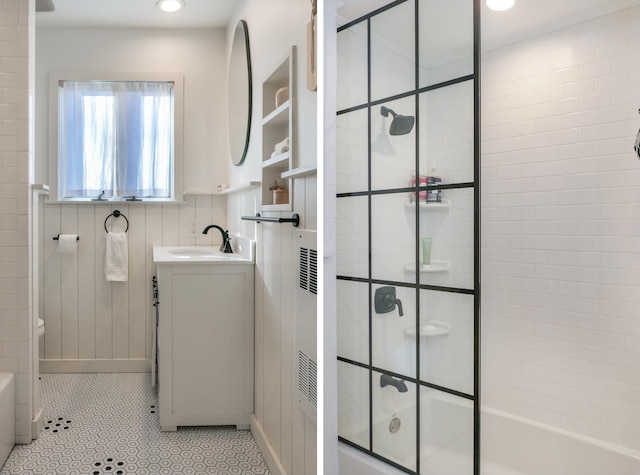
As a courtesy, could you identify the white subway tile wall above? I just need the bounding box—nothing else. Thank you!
[0,0,33,443]
[482,5,640,451]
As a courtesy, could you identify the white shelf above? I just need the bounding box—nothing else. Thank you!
[261,46,295,212]
[281,164,317,179]
[403,260,450,274]
[219,181,261,195]
[262,100,290,125]
[32,183,50,194]
[263,151,290,168]
[404,199,451,210]
[404,321,450,338]
[183,190,218,195]
[184,182,261,196]
[261,203,292,212]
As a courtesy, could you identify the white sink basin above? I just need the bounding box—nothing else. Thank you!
[168,248,220,258]
[153,240,254,264]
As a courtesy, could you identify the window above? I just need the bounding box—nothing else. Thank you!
[50,73,183,201]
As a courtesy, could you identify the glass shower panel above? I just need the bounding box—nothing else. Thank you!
[337,195,369,279]
[418,80,474,185]
[418,0,473,88]
[337,0,478,473]
[370,0,415,102]
[371,192,415,283]
[337,279,369,365]
[371,284,416,379]
[419,390,474,475]
[337,24,369,111]
[372,370,417,472]
[338,361,370,449]
[418,188,474,290]
[418,289,474,395]
[371,96,416,192]
[337,110,368,194]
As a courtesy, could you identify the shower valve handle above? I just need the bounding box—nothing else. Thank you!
[374,286,404,317]
[390,296,404,316]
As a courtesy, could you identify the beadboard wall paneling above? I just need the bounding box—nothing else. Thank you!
[247,176,318,475]
[39,196,226,367]
[224,0,319,470]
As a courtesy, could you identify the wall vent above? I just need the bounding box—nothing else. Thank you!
[295,230,317,423]
[299,247,318,294]
[297,350,318,409]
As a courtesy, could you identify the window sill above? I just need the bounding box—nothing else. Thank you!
[45,199,187,205]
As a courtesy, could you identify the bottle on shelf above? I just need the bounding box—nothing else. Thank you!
[426,166,442,203]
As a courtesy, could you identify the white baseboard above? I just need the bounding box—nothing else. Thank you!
[251,414,287,475]
[40,359,150,373]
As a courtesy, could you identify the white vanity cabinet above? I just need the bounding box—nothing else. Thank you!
[154,253,254,432]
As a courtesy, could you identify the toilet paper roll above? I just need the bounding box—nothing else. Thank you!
[57,234,78,253]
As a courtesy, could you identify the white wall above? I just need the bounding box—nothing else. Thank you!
[34,28,229,369]
[224,1,318,474]
[35,27,228,189]
[482,5,640,452]
[323,0,339,471]
[0,0,36,444]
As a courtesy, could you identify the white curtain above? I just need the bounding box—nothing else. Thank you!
[59,80,173,199]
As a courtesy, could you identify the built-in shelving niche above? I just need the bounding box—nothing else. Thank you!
[261,47,296,211]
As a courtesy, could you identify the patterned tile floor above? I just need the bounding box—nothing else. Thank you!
[0,373,270,475]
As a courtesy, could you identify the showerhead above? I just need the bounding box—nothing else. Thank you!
[381,106,415,135]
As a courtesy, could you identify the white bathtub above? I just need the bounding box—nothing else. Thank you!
[338,402,640,475]
[0,372,15,469]
[339,390,474,474]
[481,408,640,475]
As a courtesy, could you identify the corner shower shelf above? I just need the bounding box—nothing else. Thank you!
[404,321,450,338]
[404,199,451,210]
[403,260,450,274]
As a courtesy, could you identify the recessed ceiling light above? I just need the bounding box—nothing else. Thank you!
[486,0,514,11]
[156,0,184,13]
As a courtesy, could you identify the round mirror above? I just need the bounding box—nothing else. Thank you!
[228,20,252,166]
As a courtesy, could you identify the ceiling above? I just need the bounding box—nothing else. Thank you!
[36,0,640,49]
[35,0,238,29]
[337,0,640,51]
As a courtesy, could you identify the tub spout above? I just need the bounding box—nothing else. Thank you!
[380,374,408,393]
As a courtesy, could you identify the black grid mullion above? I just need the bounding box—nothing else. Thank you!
[337,0,480,472]
[366,15,374,456]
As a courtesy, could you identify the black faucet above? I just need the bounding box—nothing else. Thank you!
[380,374,408,393]
[202,225,233,253]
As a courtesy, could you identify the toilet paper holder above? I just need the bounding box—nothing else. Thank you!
[53,234,79,241]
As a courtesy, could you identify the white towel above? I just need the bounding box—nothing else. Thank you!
[272,137,289,156]
[105,231,128,281]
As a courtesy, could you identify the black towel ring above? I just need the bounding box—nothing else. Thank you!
[104,210,129,233]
